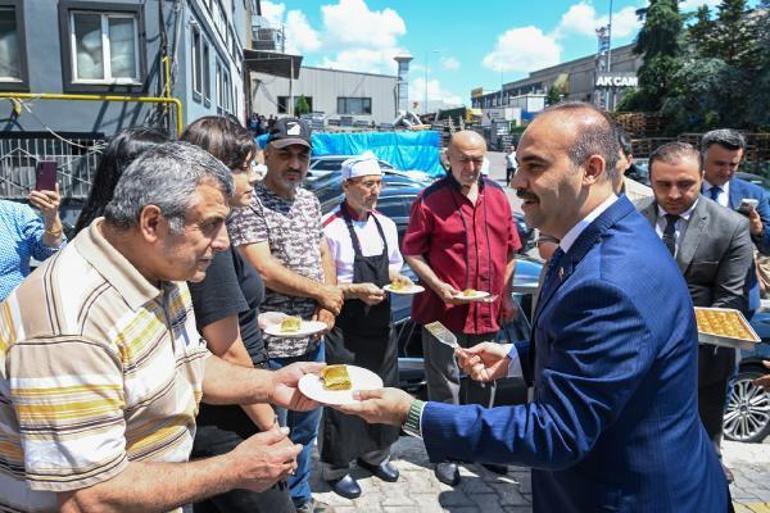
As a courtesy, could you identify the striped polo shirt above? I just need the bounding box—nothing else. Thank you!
[0,219,210,513]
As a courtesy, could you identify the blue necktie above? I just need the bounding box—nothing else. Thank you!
[709,186,721,202]
[537,247,565,308]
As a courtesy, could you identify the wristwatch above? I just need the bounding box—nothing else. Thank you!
[402,399,426,439]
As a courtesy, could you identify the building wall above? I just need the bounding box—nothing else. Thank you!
[472,43,641,110]
[0,0,247,137]
[251,66,398,125]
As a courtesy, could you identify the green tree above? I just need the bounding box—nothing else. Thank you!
[747,0,770,129]
[626,0,684,111]
[546,84,564,106]
[686,5,717,58]
[709,0,762,71]
[295,95,311,115]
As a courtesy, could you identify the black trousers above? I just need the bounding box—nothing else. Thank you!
[699,378,729,456]
[191,405,294,513]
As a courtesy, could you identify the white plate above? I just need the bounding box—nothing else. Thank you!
[298,365,384,405]
[452,290,490,302]
[264,320,327,338]
[383,283,425,295]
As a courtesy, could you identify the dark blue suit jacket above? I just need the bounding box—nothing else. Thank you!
[421,196,727,512]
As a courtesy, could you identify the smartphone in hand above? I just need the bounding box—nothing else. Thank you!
[35,161,57,191]
[738,198,759,215]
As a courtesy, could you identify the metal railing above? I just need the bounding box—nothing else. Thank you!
[0,136,106,201]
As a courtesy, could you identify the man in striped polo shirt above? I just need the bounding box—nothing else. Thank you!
[0,143,320,513]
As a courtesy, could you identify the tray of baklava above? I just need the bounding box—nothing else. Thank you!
[694,307,761,350]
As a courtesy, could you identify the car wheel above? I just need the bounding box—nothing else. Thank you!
[723,368,770,443]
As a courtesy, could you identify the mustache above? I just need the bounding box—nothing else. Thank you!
[516,189,538,201]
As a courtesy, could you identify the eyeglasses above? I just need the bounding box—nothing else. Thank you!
[356,179,385,191]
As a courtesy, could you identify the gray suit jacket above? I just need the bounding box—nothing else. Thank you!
[637,195,753,385]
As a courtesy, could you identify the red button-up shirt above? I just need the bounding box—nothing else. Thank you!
[402,175,521,335]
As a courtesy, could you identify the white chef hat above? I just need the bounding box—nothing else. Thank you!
[341,151,382,181]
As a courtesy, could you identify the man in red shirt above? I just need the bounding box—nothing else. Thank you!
[402,130,521,485]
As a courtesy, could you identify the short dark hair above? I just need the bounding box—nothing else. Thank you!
[74,127,169,236]
[701,129,745,153]
[649,142,701,174]
[542,101,620,181]
[181,116,257,170]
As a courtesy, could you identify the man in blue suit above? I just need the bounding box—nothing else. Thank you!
[336,102,729,512]
[702,129,770,315]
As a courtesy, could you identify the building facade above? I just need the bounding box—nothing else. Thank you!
[472,43,641,112]
[250,66,398,126]
[0,0,247,137]
[0,0,250,204]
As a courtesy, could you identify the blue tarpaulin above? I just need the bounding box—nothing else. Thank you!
[256,130,445,177]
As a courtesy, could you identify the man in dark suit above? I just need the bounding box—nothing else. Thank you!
[701,129,770,314]
[335,102,729,512]
[637,142,753,484]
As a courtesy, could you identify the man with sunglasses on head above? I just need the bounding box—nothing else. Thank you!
[229,118,343,513]
[401,131,521,486]
[318,153,410,499]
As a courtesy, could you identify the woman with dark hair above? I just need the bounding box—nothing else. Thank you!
[181,116,295,513]
[73,127,168,235]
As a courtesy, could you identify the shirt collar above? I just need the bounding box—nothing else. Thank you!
[560,194,619,253]
[702,178,730,195]
[75,218,164,310]
[656,198,699,223]
[446,172,485,193]
[342,200,371,222]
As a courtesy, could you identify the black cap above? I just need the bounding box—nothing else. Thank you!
[267,118,312,149]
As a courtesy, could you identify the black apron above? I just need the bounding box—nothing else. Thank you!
[321,205,400,466]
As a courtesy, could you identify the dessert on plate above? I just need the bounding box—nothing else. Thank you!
[280,315,302,333]
[321,364,352,391]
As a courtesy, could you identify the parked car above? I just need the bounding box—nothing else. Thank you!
[724,310,770,443]
[736,171,768,188]
[627,158,650,186]
[307,155,434,186]
[393,257,542,402]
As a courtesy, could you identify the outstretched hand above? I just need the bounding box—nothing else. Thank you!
[333,388,414,426]
[456,342,511,383]
[269,361,325,411]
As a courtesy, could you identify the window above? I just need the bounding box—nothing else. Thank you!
[0,1,28,90]
[277,96,313,114]
[223,70,231,112]
[337,97,371,115]
[215,61,222,110]
[311,158,345,171]
[202,42,211,101]
[70,11,140,84]
[191,26,201,97]
[215,60,232,113]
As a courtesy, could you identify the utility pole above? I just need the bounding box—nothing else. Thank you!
[606,0,614,110]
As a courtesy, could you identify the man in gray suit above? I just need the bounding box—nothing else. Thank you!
[637,141,752,483]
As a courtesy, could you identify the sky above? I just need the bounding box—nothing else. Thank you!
[258,0,737,110]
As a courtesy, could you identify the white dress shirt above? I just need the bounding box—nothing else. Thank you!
[654,200,699,257]
[702,179,730,208]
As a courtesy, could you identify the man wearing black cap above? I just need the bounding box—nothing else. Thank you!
[230,118,343,513]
